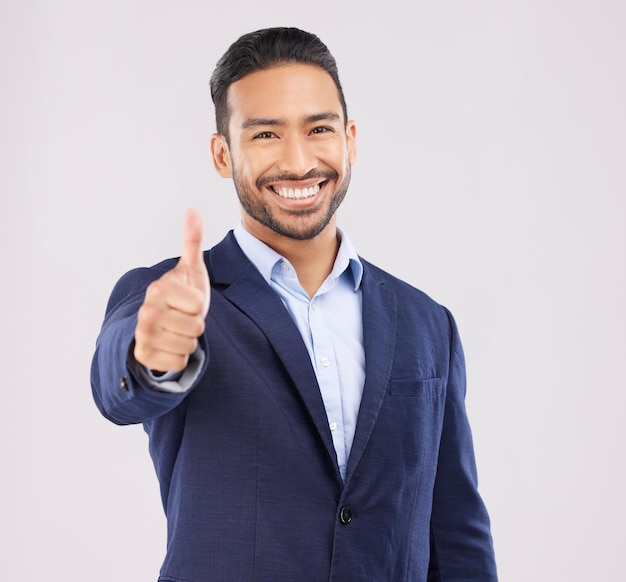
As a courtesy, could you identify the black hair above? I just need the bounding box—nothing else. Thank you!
[210,27,348,139]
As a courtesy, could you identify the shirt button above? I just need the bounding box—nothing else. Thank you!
[339,506,353,525]
[280,261,290,271]
[311,300,318,310]
[320,357,330,367]
[329,421,337,431]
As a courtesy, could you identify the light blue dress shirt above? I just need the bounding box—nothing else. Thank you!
[233,224,365,479]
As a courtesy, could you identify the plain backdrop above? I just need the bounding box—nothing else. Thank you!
[1,1,624,580]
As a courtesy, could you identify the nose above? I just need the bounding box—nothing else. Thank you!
[277,135,316,177]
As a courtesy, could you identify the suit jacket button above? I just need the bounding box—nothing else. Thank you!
[120,376,129,392]
[339,506,353,525]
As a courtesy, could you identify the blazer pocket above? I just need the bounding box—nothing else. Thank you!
[388,378,443,397]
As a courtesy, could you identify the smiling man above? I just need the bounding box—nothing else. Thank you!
[91,28,498,581]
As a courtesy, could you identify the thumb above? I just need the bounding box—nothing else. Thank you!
[178,209,210,301]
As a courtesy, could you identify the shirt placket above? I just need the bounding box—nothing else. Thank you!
[308,294,347,477]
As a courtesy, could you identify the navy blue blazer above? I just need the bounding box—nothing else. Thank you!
[91,232,497,581]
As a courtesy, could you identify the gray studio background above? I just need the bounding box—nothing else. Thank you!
[1,1,624,580]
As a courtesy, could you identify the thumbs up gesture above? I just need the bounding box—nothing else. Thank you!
[134,209,210,373]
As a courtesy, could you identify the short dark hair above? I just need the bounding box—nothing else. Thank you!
[210,27,348,139]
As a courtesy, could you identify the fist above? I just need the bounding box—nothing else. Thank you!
[134,209,211,373]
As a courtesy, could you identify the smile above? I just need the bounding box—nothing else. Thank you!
[271,183,322,200]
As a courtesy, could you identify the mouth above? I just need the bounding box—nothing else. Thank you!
[270,182,323,200]
[257,170,338,205]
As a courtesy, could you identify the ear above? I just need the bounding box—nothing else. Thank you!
[346,120,357,165]
[211,133,233,178]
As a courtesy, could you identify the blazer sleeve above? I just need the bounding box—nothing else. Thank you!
[427,308,498,581]
[90,265,209,425]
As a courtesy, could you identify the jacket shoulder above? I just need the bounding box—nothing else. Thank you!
[360,257,448,315]
[104,257,179,317]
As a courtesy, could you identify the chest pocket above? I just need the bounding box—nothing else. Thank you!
[388,378,443,397]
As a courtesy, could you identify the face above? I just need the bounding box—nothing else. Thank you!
[211,63,357,242]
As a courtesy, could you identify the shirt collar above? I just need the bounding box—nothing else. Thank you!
[233,222,363,291]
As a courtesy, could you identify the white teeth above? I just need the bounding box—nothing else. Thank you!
[274,184,321,199]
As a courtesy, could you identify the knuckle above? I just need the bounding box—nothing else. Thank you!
[145,277,172,302]
[186,337,199,354]
[170,354,188,372]
[133,324,148,344]
[135,312,155,335]
[191,317,205,337]
[138,301,166,328]
[133,343,151,365]
[145,280,162,298]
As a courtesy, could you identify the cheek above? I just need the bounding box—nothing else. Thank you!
[235,148,278,182]
[316,142,349,169]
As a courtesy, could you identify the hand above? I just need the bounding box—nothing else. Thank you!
[134,209,210,373]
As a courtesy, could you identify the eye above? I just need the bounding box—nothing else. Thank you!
[310,126,333,135]
[253,131,276,139]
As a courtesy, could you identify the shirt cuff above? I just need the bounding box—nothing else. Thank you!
[132,346,205,394]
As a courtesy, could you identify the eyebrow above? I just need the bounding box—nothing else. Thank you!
[241,112,341,130]
[306,112,341,124]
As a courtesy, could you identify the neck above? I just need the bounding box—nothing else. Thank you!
[243,218,340,298]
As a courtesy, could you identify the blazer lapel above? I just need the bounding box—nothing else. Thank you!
[345,263,397,484]
[208,233,340,477]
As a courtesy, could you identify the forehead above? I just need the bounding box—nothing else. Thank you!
[226,64,343,127]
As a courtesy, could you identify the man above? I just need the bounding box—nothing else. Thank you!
[91,27,497,581]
